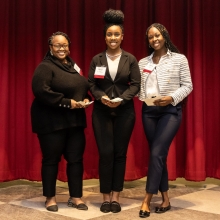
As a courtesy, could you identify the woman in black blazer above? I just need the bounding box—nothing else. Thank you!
[88,9,140,213]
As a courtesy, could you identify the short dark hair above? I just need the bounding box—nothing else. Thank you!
[48,31,71,45]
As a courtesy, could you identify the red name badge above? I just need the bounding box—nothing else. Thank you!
[94,66,106,79]
[143,63,156,74]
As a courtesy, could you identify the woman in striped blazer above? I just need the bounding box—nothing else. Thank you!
[138,23,193,218]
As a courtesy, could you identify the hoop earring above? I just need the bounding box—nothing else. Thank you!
[50,50,53,56]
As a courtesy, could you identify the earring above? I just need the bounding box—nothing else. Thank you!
[50,50,53,56]
[149,44,151,48]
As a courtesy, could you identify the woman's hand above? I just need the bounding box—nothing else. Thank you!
[83,98,90,108]
[107,101,121,108]
[71,99,84,109]
[83,98,90,104]
[101,96,110,105]
[153,96,173,106]
[101,96,121,108]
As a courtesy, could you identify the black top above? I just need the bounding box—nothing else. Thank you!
[88,50,140,107]
[31,52,90,134]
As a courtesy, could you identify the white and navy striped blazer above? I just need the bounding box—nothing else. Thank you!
[138,50,193,106]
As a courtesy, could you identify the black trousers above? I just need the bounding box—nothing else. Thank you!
[37,127,85,197]
[142,103,182,194]
[92,101,135,193]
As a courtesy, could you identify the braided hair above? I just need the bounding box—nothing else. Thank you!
[147,24,189,107]
[48,31,71,45]
[146,23,179,54]
[103,9,124,36]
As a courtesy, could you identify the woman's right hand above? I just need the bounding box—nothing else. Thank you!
[153,96,173,106]
[101,96,121,108]
[101,96,110,106]
[71,99,83,109]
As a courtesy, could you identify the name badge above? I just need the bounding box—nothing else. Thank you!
[74,63,83,75]
[143,63,156,74]
[94,66,106,79]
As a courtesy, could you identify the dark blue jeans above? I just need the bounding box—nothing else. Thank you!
[142,103,182,194]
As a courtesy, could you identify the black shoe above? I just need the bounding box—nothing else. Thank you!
[155,203,171,213]
[45,201,58,212]
[139,210,150,218]
[110,201,121,213]
[67,198,88,210]
[100,201,111,213]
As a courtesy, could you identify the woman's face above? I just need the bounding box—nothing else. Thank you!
[49,35,70,62]
[147,27,166,51]
[105,25,123,51]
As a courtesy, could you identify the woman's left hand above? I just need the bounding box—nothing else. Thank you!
[153,96,173,106]
[107,101,121,108]
[83,99,90,104]
[83,99,90,108]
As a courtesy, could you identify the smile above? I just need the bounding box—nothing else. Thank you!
[57,51,66,55]
[110,42,117,46]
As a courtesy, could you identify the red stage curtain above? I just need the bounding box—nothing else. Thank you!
[0,0,219,182]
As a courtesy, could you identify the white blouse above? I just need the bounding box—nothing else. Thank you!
[145,63,160,98]
[106,55,121,81]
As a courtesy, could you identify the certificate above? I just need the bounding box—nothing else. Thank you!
[144,96,162,106]
[77,101,94,106]
[102,97,123,103]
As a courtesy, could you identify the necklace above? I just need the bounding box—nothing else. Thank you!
[106,50,122,58]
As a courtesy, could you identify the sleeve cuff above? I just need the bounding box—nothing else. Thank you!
[58,98,71,108]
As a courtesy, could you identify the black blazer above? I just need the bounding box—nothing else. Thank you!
[88,50,140,106]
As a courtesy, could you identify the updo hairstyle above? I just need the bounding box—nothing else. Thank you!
[103,9,124,36]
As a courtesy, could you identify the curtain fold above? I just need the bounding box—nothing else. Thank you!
[0,0,219,182]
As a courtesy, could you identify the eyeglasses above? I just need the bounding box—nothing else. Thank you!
[50,44,69,49]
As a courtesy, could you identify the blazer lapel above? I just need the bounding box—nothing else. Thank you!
[99,52,108,67]
[99,50,128,81]
[115,51,128,80]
